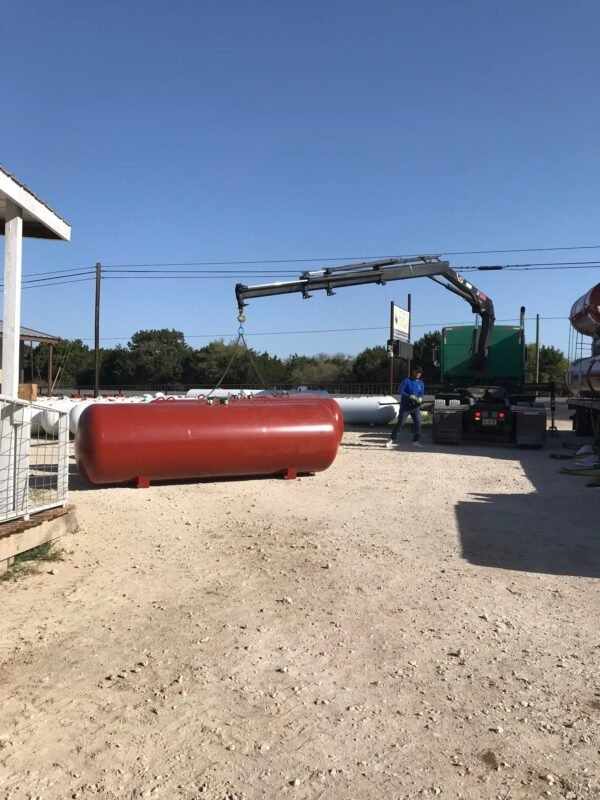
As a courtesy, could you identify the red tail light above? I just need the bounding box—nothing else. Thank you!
[498,411,506,421]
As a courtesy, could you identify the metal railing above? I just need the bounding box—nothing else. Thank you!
[0,396,69,524]
[59,382,398,397]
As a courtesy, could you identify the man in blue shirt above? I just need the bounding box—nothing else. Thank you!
[385,366,425,448]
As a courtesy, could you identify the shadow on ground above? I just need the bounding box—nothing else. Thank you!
[449,434,599,578]
[345,427,599,578]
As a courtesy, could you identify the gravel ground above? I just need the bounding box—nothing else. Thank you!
[0,422,598,800]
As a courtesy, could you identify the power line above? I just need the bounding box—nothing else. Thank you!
[0,271,95,290]
[480,263,600,272]
[6,253,598,293]
[21,266,98,278]
[21,277,96,290]
[3,259,598,292]
[69,315,568,343]
[16,243,600,277]
[100,261,600,277]
[21,270,95,285]
[466,259,600,269]
[101,268,301,274]
[75,261,600,275]
[102,275,308,281]
[100,245,600,268]
[58,261,600,283]
[443,244,600,256]
[97,263,600,283]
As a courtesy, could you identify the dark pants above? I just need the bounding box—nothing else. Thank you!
[390,406,421,442]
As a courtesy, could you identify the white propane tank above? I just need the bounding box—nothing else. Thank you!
[41,399,76,437]
[30,398,52,434]
[186,388,263,398]
[334,395,400,425]
[69,399,97,435]
[255,388,331,398]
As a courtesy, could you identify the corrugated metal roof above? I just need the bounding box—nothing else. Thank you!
[0,163,71,240]
[0,320,60,343]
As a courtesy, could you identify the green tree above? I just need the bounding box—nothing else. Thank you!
[352,346,389,383]
[185,341,236,386]
[526,344,568,392]
[249,350,288,387]
[26,339,94,390]
[184,340,288,388]
[101,345,136,387]
[412,331,442,385]
[286,353,352,387]
[128,329,190,385]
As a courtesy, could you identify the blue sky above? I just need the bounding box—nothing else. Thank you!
[2,0,600,359]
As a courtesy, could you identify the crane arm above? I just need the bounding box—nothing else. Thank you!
[235,255,495,371]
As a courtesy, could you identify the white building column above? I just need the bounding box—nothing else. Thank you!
[2,200,23,399]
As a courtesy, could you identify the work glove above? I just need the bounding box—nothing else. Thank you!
[410,395,423,405]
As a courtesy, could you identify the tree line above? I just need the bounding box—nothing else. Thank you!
[24,328,570,392]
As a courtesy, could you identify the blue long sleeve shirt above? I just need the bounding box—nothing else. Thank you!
[398,377,425,410]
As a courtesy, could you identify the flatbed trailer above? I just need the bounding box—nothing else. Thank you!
[568,397,600,444]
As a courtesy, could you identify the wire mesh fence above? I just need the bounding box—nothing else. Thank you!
[0,396,69,524]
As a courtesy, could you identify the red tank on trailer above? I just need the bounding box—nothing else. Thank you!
[75,396,341,487]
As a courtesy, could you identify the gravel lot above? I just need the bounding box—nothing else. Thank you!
[0,420,598,800]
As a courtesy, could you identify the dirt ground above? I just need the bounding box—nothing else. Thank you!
[0,419,599,800]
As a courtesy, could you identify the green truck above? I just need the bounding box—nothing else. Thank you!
[433,323,548,446]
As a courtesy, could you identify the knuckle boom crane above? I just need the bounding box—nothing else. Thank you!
[235,255,549,446]
[237,255,495,372]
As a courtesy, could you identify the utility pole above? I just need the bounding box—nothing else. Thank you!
[94,262,101,398]
[535,313,540,383]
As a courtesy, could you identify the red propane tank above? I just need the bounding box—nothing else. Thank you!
[150,393,344,443]
[264,394,344,442]
[75,396,341,487]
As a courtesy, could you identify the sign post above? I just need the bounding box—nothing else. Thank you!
[388,301,412,393]
[389,301,395,394]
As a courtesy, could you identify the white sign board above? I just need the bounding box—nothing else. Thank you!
[392,304,410,341]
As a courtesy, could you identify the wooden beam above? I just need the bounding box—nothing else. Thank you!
[0,506,77,570]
